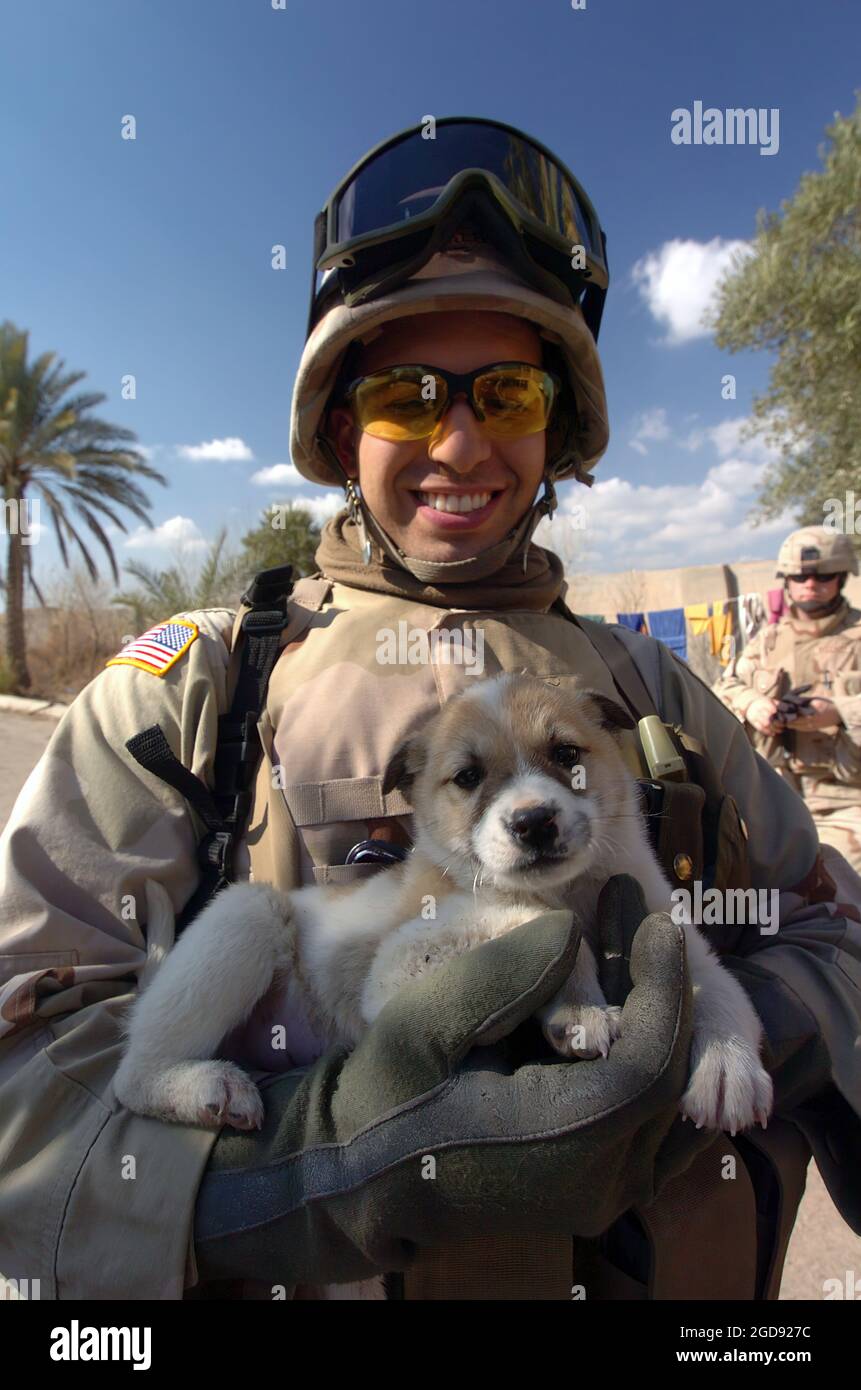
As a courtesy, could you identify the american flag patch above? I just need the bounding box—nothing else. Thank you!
[106,618,199,676]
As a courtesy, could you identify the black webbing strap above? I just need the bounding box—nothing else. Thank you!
[551,596,660,722]
[126,725,223,833]
[125,722,238,929]
[126,564,297,933]
[553,595,747,897]
[195,565,296,924]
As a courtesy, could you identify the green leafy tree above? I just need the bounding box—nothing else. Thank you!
[112,527,244,633]
[0,321,165,689]
[113,506,325,635]
[236,502,322,587]
[710,95,861,534]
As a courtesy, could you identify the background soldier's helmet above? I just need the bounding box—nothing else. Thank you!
[775,526,860,578]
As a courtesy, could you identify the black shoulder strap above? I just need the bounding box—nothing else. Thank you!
[550,595,660,721]
[126,564,297,931]
[552,593,753,901]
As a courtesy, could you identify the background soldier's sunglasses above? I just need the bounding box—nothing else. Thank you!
[786,572,841,582]
[341,361,559,441]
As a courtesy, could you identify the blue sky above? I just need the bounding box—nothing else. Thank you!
[4,0,859,583]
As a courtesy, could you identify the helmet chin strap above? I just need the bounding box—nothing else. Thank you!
[317,434,558,582]
[791,595,845,617]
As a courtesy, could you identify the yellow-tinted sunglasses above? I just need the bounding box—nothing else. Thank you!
[342,361,560,442]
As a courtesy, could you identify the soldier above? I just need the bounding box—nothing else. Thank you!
[713,527,861,873]
[1,118,860,1302]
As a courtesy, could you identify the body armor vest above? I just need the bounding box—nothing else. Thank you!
[744,604,861,806]
[209,570,809,1301]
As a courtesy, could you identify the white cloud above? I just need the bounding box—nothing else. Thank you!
[681,416,774,463]
[178,437,254,463]
[539,468,794,571]
[631,237,752,345]
[124,515,208,552]
[629,407,671,456]
[286,492,344,528]
[251,463,303,487]
[535,415,793,571]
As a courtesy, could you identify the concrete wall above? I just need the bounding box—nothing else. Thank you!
[563,559,861,619]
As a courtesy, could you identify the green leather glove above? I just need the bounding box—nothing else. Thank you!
[193,875,713,1288]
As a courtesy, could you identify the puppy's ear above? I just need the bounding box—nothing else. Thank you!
[582,690,636,735]
[381,733,427,798]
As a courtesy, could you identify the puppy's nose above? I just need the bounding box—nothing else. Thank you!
[508,805,559,851]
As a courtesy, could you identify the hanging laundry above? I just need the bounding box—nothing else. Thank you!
[646,608,687,660]
[579,613,606,623]
[616,612,645,632]
[683,602,721,684]
[711,601,735,666]
[720,630,736,666]
[710,600,733,659]
[741,592,766,640]
[684,602,711,636]
[722,597,742,648]
[767,588,787,624]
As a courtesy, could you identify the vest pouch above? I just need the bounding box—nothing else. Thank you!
[277,776,414,889]
[826,672,861,787]
[314,860,397,888]
[712,793,752,893]
[652,781,705,889]
[753,667,786,698]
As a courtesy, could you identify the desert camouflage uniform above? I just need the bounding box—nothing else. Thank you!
[1,573,861,1298]
[713,597,861,873]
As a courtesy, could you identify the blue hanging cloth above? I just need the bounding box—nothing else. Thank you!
[616,612,645,632]
[646,608,687,660]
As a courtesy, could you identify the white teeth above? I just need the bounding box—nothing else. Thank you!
[420,491,491,513]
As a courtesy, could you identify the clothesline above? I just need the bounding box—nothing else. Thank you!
[578,588,786,665]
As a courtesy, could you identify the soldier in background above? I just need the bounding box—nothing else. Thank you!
[713,526,861,872]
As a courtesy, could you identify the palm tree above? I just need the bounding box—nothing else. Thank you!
[112,527,244,632]
[0,321,166,689]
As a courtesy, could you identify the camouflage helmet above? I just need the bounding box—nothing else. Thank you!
[289,244,610,492]
[291,117,610,498]
[775,525,859,578]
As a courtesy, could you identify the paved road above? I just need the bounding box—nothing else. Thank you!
[0,709,858,1299]
[0,710,58,823]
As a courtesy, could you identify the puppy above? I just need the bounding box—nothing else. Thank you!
[114,673,773,1137]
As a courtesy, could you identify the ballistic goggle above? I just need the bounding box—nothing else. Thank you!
[307,116,609,343]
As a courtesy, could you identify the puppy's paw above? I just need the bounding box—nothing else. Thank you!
[542,1003,622,1060]
[116,1059,265,1131]
[187,1061,266,1131]
[680,1037,773,1135]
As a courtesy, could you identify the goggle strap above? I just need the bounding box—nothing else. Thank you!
[313,210,327,267]
[581,230,609,339]
[328,184,589,332]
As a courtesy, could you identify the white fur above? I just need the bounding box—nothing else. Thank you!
[114,678,773,1139]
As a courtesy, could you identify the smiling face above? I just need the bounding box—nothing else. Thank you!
[325,310,548,561]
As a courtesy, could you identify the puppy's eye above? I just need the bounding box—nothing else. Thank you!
[552,744,581,768]
[452,765,484,790]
